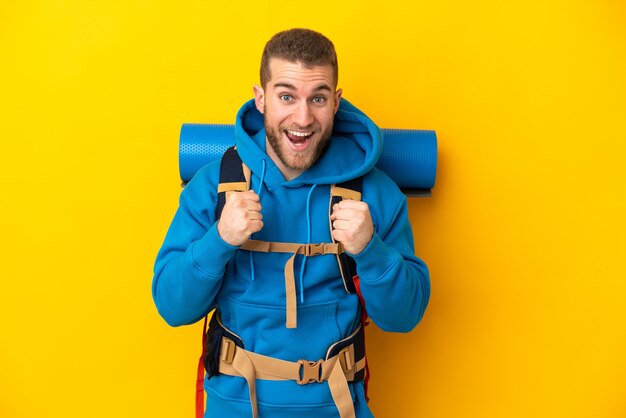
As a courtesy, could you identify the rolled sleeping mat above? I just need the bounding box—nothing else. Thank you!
[180,124,437,196]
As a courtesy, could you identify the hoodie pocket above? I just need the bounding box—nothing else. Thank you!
[228,296,341,360]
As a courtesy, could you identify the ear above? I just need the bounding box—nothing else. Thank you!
[333,88,343,114]
[253,85,265,114]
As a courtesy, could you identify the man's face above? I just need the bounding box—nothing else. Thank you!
[253,58,342,180]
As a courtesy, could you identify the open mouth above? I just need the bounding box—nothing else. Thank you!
[284,129,313,147]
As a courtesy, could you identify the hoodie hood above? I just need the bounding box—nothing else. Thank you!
[234,98,383,188]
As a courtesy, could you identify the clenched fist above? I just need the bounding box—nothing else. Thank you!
[330,200,374,255]
[217,190,263,246]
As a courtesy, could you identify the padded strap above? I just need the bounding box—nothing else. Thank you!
[330,178,363,294]
[216,146,249,219]
[330,185,362,201]
[330,177,372,401]
[217,182,248,193]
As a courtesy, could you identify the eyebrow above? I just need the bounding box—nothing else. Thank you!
[273,82,333,93]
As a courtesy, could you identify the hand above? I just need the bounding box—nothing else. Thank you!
[330,200,374,255]
[217,191,263,246]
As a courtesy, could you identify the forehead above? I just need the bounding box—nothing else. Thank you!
[267,58,335,91]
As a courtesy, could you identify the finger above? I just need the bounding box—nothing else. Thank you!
[243,201,263,213]
[246,211,263,220]
[332,219,352,231]
[250,220,264,234]
[332,208,360,222]
[228,190,259,206]
[331,229,352,245]
[331,205,350,221]
[334,200,366,210]
[332,202,367,219]
[231,196,262,212]
[240,190,260,201]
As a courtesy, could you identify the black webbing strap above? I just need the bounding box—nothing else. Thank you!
[330,177,364,295]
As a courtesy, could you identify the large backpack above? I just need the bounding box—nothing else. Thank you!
[195,146,370,418]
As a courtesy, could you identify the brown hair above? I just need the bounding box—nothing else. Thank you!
[260,28,338,88]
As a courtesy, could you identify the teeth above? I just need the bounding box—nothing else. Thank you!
[286,130,312,137]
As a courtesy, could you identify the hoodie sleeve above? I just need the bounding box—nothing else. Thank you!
[151,163,239,327]
[350,173,430,333]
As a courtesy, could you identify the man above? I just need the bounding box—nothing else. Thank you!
[153,28,430,418]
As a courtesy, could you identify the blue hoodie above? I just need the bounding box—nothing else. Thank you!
[152,98,430,417]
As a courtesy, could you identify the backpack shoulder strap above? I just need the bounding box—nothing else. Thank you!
[198,146,249,418]
[330,176,372,402]
[216,146,250,219]
[330,177,364,295]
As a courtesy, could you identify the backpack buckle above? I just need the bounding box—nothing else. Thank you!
[220,337,236,364]
[305,243,325,256]
[297,359,323,384]
[338,345,356,374]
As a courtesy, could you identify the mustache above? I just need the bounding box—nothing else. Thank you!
[280,125,319,131]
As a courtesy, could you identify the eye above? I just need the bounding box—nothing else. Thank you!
[280,94,293,102]
[312,96,326,104]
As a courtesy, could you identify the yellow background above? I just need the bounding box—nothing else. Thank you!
[1,1,625,417]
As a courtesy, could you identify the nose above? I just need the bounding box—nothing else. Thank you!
[292,101,314,127]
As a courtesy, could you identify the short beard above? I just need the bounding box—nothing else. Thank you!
[265,118,332,171]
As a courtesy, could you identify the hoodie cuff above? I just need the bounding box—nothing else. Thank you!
[189,223,239,277]
[350,233,401,284]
